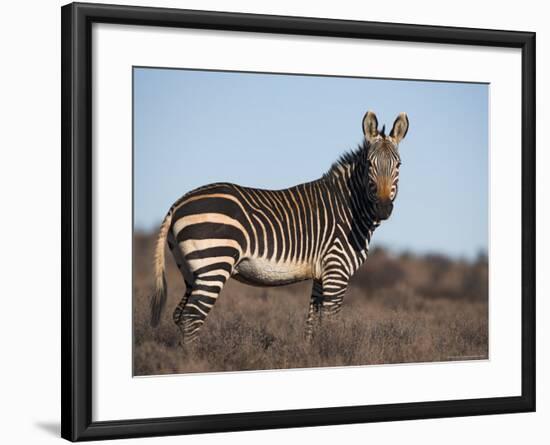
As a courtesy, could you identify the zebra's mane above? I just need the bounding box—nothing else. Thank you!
[324,139,370,180]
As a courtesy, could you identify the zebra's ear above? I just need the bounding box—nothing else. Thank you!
[390,112,409,144]
[362,111,379,143]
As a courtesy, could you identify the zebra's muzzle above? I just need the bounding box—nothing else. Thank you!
[376,200,394,220]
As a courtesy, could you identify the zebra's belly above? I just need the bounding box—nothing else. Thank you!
[233,257,313,287]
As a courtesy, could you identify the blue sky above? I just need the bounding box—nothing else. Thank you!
[134,67,488,259]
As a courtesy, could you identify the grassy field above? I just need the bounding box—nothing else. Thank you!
[133,232,488,376]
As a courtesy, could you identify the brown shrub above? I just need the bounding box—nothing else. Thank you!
[133,232,488,375]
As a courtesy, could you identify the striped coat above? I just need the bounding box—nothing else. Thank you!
[150,111,409,343]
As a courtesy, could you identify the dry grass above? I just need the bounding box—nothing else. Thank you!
[133,232,488,375]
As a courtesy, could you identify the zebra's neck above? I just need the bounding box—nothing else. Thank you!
[321,146,379,255]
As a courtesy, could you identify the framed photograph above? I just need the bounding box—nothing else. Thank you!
[61,2,536,441]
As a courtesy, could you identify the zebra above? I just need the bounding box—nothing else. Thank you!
[149,110,409,343]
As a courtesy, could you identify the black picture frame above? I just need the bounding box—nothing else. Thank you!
[61,2,536,441]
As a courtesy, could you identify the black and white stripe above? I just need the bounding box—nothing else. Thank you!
[150,111,409,343]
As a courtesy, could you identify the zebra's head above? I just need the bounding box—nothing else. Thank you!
[362,111,409,221]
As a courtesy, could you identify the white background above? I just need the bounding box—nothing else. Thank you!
[0,0,547,443]
[93,24,522,421]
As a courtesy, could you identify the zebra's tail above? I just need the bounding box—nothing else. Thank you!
[150,208,173,327]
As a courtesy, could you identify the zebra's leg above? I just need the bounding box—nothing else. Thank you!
[167,228,201,329]
[322,267,349,319]
[172,280,192,326]
[175,268,229,344]
[321,271,349,319]
[323,279,348,319]
[304,279,324,341]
